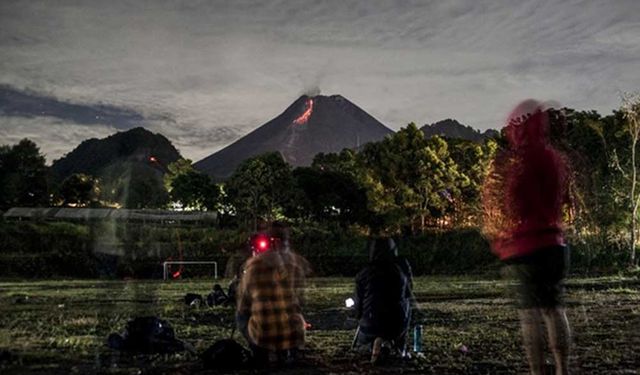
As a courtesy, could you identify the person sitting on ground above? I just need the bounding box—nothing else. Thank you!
[236,222,310,366]
[353,237,413,364]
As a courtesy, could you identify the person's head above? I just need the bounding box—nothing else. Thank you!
[368,237,398,263]
[249,222,291,256]
[504,99,556,150]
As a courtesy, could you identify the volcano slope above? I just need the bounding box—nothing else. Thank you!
[195,95,393,180]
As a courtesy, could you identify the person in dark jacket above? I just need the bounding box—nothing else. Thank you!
[353,237,413,363]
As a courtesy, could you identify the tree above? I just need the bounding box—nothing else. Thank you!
[312,149,359,177]
[163,159,221,210]
[0,139,49,210]
[617,93,640,267]
[59,173,100,207]
[359,124,469,233]
[448,138,497,225]
[163,158,195,192]
[293,166,369,226]
[170,170,221,211]
[225,152,294,230]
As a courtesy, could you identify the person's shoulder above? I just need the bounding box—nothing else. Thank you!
[243,255,264,272]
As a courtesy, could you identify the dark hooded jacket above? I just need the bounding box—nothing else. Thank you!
[354,238,412,339]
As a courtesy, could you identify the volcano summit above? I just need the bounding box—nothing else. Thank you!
[195,95,393,180]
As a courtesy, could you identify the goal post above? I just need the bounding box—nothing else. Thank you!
[162,261,218,280]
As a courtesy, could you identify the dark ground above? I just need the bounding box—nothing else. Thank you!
[0,276,639,374]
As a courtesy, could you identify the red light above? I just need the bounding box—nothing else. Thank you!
[172,270,181,279]
[149,156,157,162]
[252,235,270,254]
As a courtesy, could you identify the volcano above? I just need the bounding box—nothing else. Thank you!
[195,95,393,180]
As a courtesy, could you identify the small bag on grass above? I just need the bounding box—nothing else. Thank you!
[184,293,204,307]
[107,316,189,354]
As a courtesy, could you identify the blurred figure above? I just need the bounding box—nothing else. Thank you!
[236,222,310,366]
[482,100,572,375]
[225,265,242,305]
[353,237,413,364]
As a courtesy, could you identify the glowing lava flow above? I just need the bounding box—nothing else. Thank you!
[293,98,314,125]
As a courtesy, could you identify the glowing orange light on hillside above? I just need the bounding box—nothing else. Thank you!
[293,98,314,125]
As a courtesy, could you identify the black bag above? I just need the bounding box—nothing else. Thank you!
[201,339,252,370]
[107,316,186,354]
[206,284,229,306]
[184,293,204,307]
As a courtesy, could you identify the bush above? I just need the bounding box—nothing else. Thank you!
[0,221,246,278]
[0,221,632,278]
[398,229,498,275]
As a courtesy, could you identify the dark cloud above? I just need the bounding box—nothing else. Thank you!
[0,84,144,129]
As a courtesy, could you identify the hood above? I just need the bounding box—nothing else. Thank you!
[368,238,398,263]
[504,99,552,149]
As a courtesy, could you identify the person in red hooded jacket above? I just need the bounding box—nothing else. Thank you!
[482,99,572,375]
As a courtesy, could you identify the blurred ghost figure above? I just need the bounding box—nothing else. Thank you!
[236,222,310,367]
[482,100,572,375]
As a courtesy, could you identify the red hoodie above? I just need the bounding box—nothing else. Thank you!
[484,101,570,260]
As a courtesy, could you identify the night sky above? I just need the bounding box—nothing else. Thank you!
[1,0,639,163]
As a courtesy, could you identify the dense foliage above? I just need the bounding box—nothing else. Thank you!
[0,139,49,210]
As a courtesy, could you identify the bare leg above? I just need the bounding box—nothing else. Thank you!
[541,307,571,375]
[520,309,545,375]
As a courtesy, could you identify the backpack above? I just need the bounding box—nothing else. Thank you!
[184,293,204,307]
[201,339,252,370]
[107,316,186,354]
[206,284,229,306]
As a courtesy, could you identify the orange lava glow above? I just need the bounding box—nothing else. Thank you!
[293,98,314,125]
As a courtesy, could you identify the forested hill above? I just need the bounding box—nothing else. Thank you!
[51,127,181,181]
[421,119,499,142]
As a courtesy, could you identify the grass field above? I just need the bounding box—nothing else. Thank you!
[0,276,639,374]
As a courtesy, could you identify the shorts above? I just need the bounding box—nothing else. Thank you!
[505,245,569,309]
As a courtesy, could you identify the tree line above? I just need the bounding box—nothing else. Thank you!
[1,96,639,267]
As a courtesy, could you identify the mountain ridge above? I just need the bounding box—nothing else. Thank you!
[421,119,498,142]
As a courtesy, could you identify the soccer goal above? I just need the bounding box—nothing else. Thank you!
[162,261,218,280]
